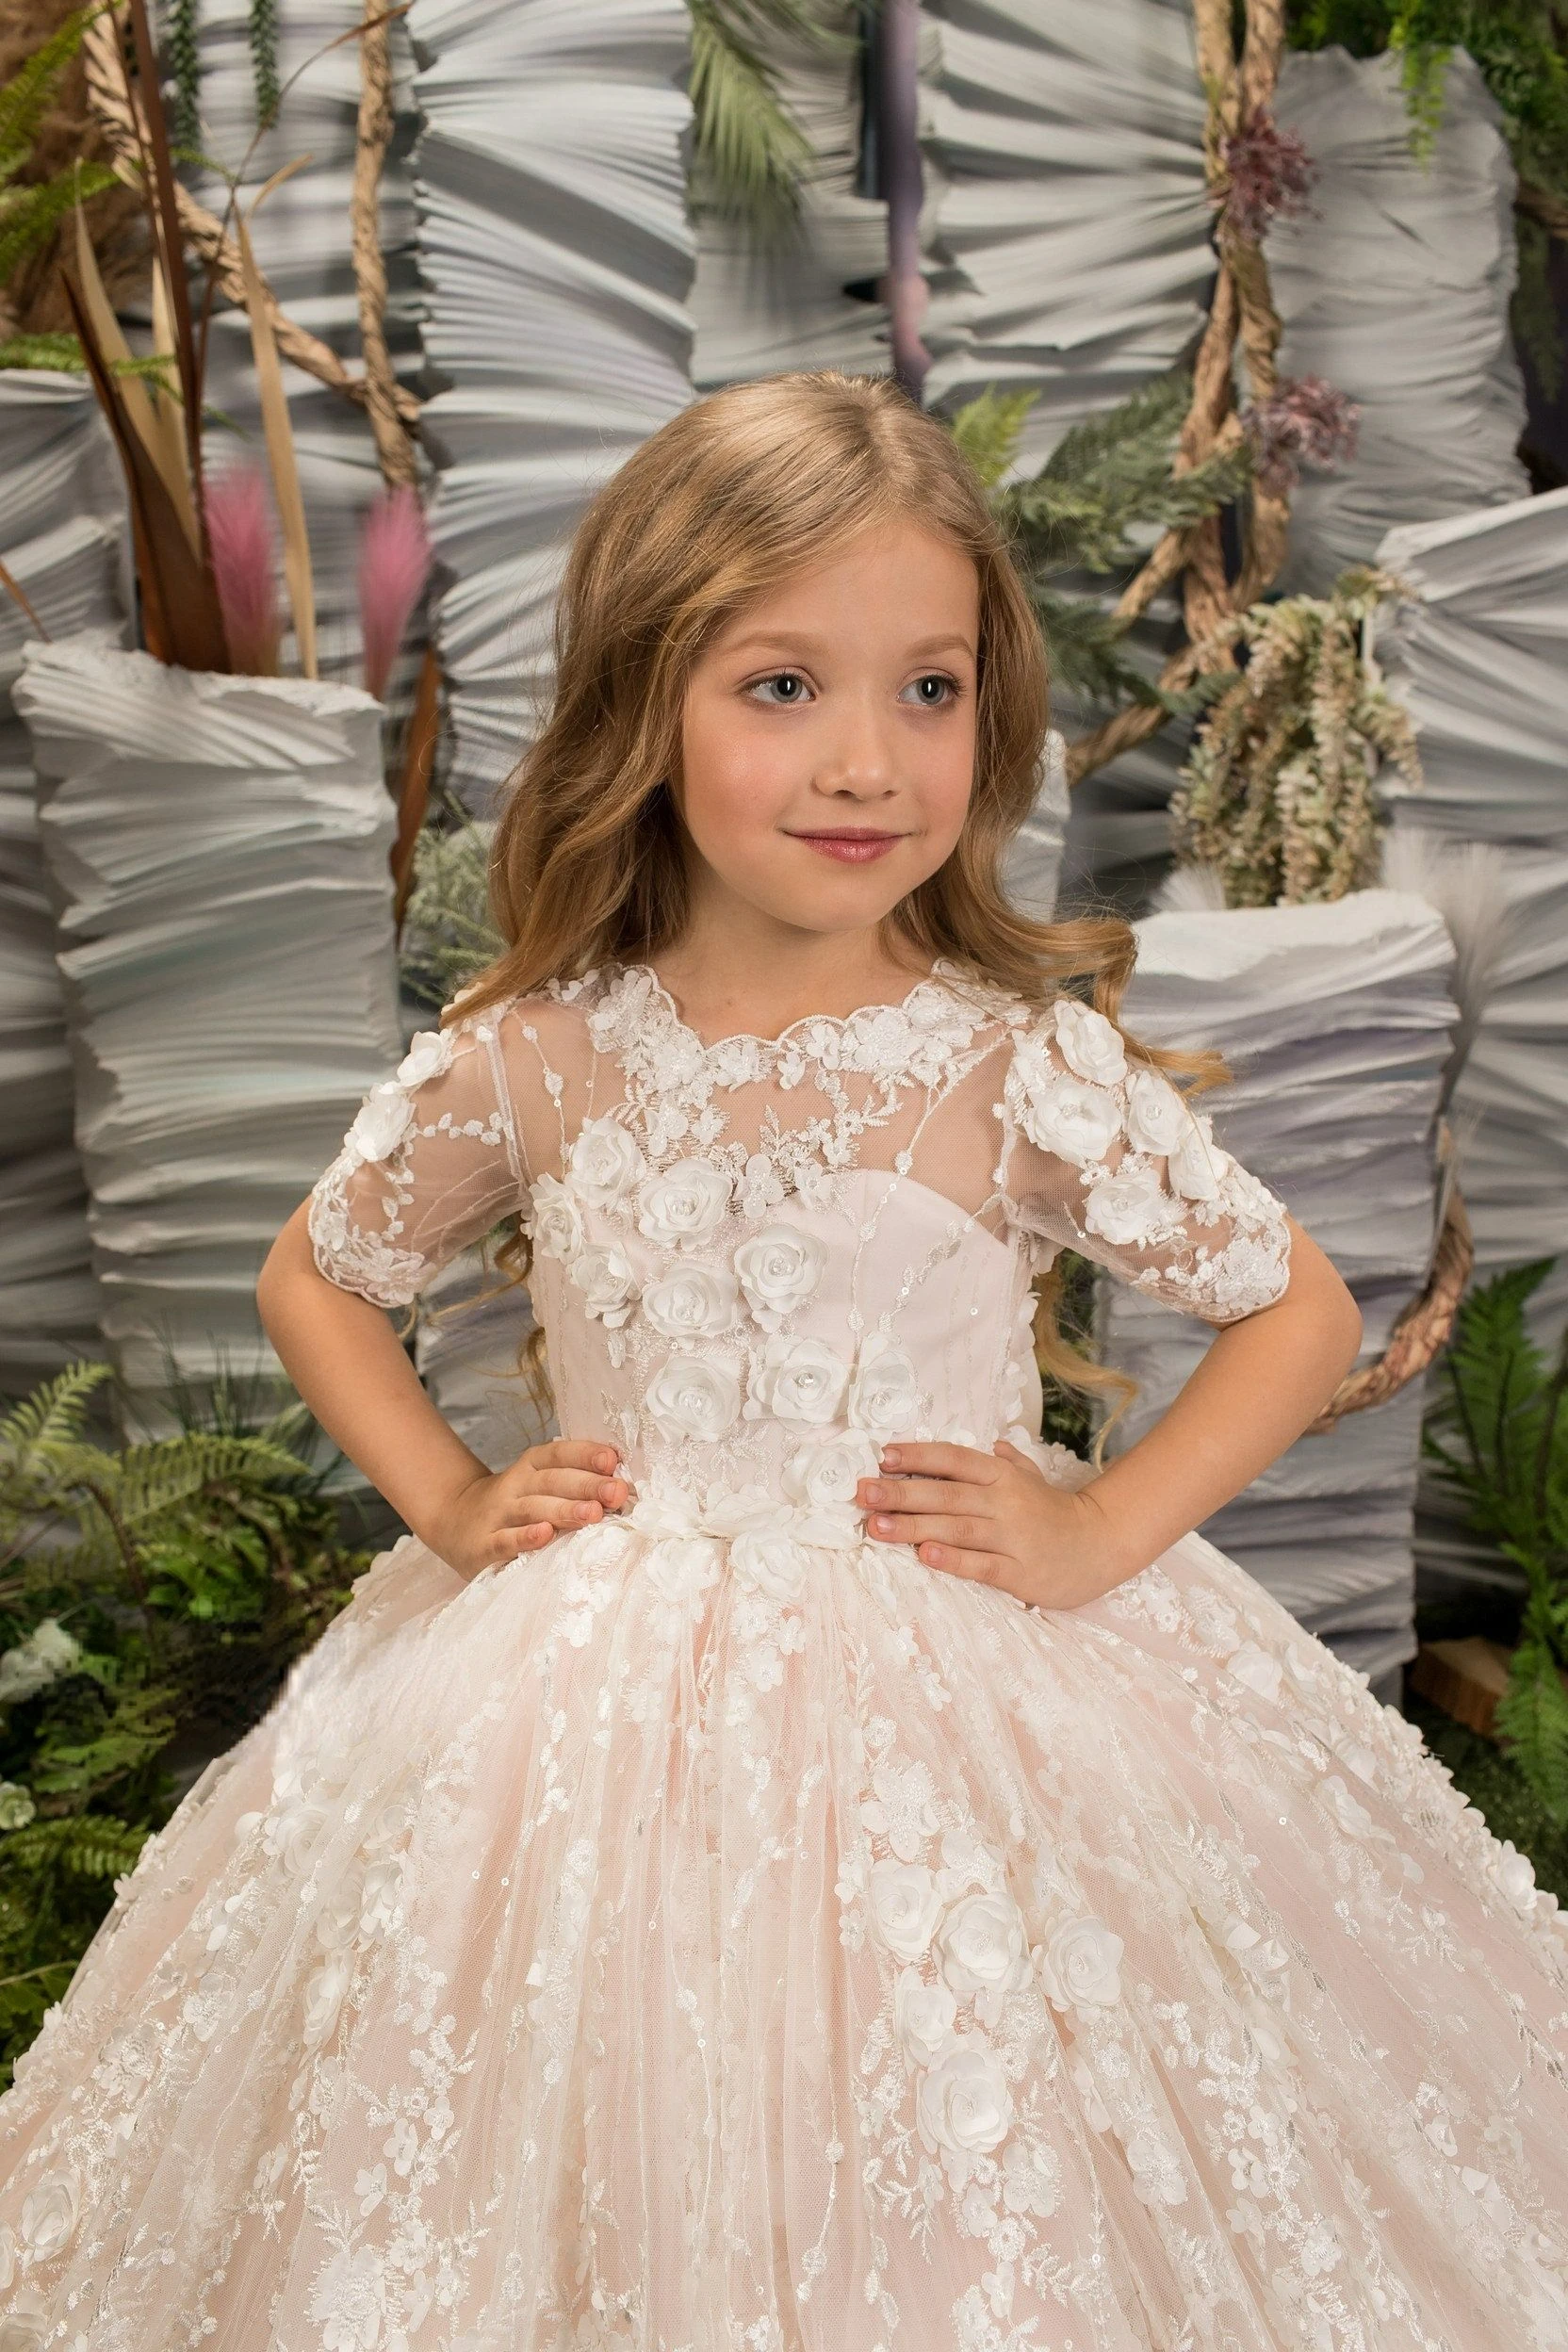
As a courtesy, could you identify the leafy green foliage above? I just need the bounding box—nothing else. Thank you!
[0,5,118,294]
[400,805,503,1007]
[0,1362,368,2089]
[1424,1259,1568,1824]
[165,0,202,153]
[686,0,841,236]
[248,0,280,129]
[947,371,1252,717]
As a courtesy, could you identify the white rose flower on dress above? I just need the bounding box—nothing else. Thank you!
[395,1027,455,1089]
[1319,1774,1375,1839]
[780,1429,882,1547]
[1168,1116,1229,1202]
[636,1157,731,1248]
[645,1354,743,1443]
[359,1856,404,1940]
[937,1891,1034,2017]
[644,1535,721,1607]
[1002,2135,1061,2219]
[18,2172,78,2261]
[314,1875,365,1952]
[1038,1915,1124,2012]
[569,1243,637,1328]
[1054,998,1128,1087]
[895,1965,958,2066]
[0,2296,49,2352]
[848,1333,922,1437]
[915,2033,1014,2164]
[1225,1641,1283,1702]
[1011,1058,1122,1168]
[1123,1067,1188,1157]
[1488,1838,1540,1914]
[529,1173,582,1264]
[746,1335,849,1425]
[733,1223,824,1329]
[1083,1168,1173,1249]
[266,1798,331,1878]
[642,1266,739,1341]
[729,1528,810,1605]
[0,2221,16,2292]
[346,1083,414,1167]
[568,1115,645,1207]
[301,1950,353,2049]
[868,1858,945,1962]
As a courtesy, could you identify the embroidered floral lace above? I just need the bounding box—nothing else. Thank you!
[3,958,1566,2352]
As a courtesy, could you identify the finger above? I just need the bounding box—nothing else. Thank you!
[858,1475,987,1514]
[490,1520,554,1561]
[916,1542,1006,1585]
[512,1467,629,1507]
[866,1511,999,1553]
[502,1493,609,1536]
[876,1442,999,1482]
[515,1437,622,1477]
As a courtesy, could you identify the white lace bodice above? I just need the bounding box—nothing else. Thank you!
[306,959,1292,1508]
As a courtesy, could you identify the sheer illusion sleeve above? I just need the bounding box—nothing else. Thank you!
[305,1010,528,1310]
[996,999,1293,1325]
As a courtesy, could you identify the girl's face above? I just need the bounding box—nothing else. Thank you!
[675,519,980,943]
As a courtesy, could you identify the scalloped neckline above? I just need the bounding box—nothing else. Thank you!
[619,957,969,1056]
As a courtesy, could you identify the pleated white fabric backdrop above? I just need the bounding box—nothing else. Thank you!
[15,640,402,1404]
[0,377,123,1397]
[1101,891,1458,1685]
[1373,488,1568,1613]
[1268,47,1529,597]
[410,0,696,812]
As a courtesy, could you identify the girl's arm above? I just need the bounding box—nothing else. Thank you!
[259,1201,629,1580]
[856,1213,1360,1608]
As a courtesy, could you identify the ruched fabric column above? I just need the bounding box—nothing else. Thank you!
[16,640,402,1406]
[1102,890,1458,1687]
[0,378,123,1396]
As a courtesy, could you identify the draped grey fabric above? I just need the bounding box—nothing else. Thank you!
[690,3,888,387]
[1101,890,1457,1684]
[14,641,402,1402]
[1373,489,1568,1609]
[410,0,696,809]
[1268,47,1528,596]
[0,377,123,1396]
[916,0,1213,912]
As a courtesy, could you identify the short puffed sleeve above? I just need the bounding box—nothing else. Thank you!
[997,998,1293,1324]
[305,1012,527,1309]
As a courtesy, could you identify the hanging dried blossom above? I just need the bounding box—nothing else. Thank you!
[1213,109,1316,245]
[1242,374,1361,497]
[1168,564,1423,909]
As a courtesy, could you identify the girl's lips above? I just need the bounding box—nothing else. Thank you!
[788,830,905,864]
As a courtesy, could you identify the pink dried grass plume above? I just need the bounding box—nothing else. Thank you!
[1244,376,1361,497]
[204,466,282,677]
[359,486,433,704]
[1214,109,1316,245]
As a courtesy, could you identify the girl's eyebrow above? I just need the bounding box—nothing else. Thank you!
[719,629,977,661]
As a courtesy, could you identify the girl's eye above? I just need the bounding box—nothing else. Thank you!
[752,667,818,700]
[747,667,958,700]
[901,674,956,707]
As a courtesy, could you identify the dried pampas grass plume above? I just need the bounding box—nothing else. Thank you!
[359,485,432,704]
[203,466,281,677]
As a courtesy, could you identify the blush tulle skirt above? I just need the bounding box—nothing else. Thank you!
[3,1478,1568,2351]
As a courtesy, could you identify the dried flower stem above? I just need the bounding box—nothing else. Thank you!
[81,4,420,429]
[351,0,416,486]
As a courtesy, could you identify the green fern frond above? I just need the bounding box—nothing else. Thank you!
[949,388,1038,491]
[0,1362,111,1486]
[247,0,280,128]
[1494,1637,1568,1828]
[0,329,84,369]
[0,1811,153,1879]
[1037,370,1192,485]
[0,161,119,286]
[0,5,110,185]
[687,0,816,234]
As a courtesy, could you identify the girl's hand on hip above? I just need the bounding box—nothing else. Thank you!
[431,1439,631,1580]
[856,1440,1127,1611]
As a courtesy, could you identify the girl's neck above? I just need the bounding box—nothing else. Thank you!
[642,914,933,1049]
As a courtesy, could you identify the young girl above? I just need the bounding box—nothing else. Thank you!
[2,371,1565,2351]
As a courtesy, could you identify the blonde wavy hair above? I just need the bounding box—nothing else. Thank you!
[455,369,1222,1427]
